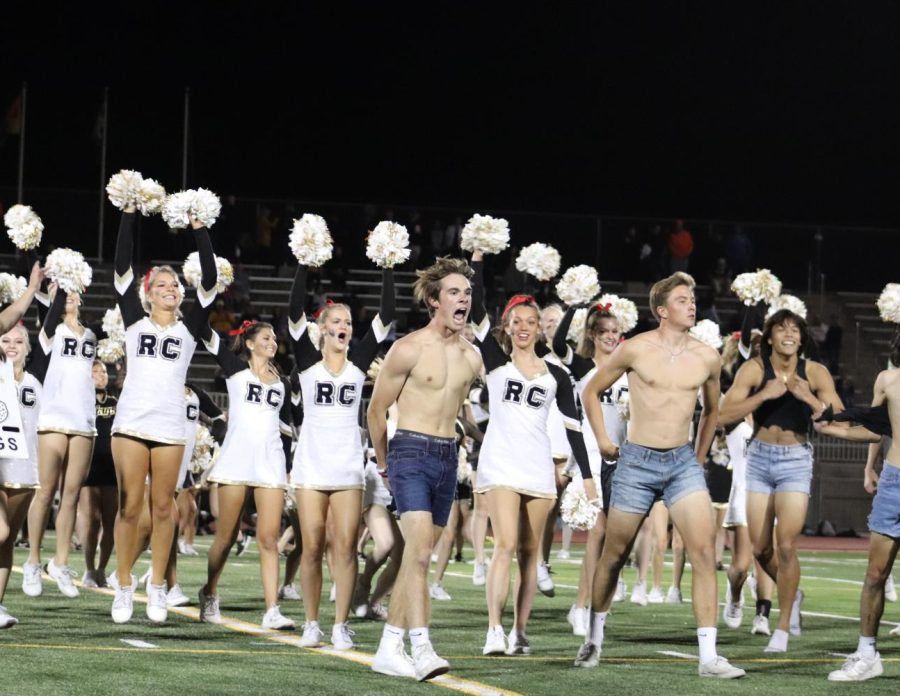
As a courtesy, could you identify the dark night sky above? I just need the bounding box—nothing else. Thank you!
[4,2,900,227]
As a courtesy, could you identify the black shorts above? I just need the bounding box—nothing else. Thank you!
[600,461,616,515]
[705,465,733,505]
[84,455,117,488]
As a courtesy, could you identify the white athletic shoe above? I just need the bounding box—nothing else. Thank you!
[647,586,665,604]
[537,562,555,597]
[567,604,588,637]
[0,604,18,628]
[299,620,324,647]
[482,625,507,655]
[331,622,355,650]
[166,584,190,607]
[889,624,900,636]
[556,549,571,560]
[698,656,746,679]
[885,575,898,603]
[411,642,449,681]
[198,587,222,624]
[81,570,99,588]
[372,636,416,678]
[110,574,137,624]
[146,583,168,623]
[665,586,683,604]
[472,561,487,586]
[505,629,531,655]
[278,584,302,601]
[723,593,745,629]
[47,558,79,598]
[630,581,648,606]
[329,584,336,602]
[747,573,758,601]
[367,602,388,621]
[429,583,452,601]
[751,614,771,636]
[828,652,883,682]
[574,641,600,668]
[21,562,43,597]
[178,540,200,556]
[789,589,804,636]
[613,578,627,603]
[262,605,295,630]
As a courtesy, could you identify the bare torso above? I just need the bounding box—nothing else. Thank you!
[882,368,900,468]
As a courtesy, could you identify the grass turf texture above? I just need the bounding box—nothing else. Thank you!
[2,537,899,695]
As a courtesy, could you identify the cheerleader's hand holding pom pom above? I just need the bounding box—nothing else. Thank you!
[366,221,410,268]
[289,214,333,267]
[460,214,510,255]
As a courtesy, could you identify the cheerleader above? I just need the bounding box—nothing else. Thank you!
[109,208,216,624]
[551,302,628,637]
[288,262,395,649]
[470,251,596,656]
[197,320,294,629]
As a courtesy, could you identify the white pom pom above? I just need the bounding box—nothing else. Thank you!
[96,338,125,364]
[4,204,43,250]
[306,320,322,348]
[190,188,222,228]
[515,243,561,281]
[182,252,234,294]
[689,319,723,350]
[597,293,639,334]
[457,447,472,483]
[0,273,26,305]
[567,308,588,343]
[101,307,125,343]
[137,178,166,215]
[191,425,217,474]
[877,283,900,324]
[366,356,384,382]
[460,214,511,254]
[731,269,782,306]
[289,214,333,267]
[765,294,808,320]
[106,170,144,211]
[556,265,600,306]
[366,221,410,268]
[615,390,630,421]
[161,191,194,229]
[45,248,93,294]
[560,478,601,531]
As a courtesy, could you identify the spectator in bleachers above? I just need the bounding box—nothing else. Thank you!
[429,219,445,258]
[668,218,694,273]
[640,225,666,284]
[255,206,280,267]
[824,314,843,372]
[726,225,753,275]
[709,257,733,298]
[209,299,237,335]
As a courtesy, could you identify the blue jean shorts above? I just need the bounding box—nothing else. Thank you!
[610,442,707,514]
[387,430,458,527]
[869,463,900,539]
[745,440,813,495]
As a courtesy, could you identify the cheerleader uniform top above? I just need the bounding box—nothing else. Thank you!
[0,348,47,489]
[287,265,395,491]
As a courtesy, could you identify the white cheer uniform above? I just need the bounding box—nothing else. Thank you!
[0,365,42,489]
[574,369,629,477]
[37,324,97,436]
[724,420,753,528]
[176,389,201,491]
[545,352,573,460]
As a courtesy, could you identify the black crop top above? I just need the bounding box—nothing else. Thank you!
[752,357,813,434]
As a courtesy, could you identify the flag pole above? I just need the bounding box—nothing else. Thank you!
[181,87,190,188]
[16,82,27,203]
[97,87,109,261]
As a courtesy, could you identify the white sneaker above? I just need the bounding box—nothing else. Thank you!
[329,584,336,602]
[574,641,600,668]
[665,586,683,604]
[0,604,18,628]
[789,589,804,636]
[567,604,588,637]
[472,561,487,586]
[262,605,295,630]
[537,562,555,597]
[146,583,168,623]
[885,575,898,603]
[630,581,648,606]
[613,578,627,603]
[299,620,324,647]
[699,656,746,679]
[411,642,449,681]
[81,570,99,588]
[647,586,665,604]
[198,587,222,624]
[556,549,571,560]
[110,574,137,624]
[22,562,43,597]
[723,592,745,629]
[166,584,190,607]
[47,558,79,598]
[751,614,771,636]
[366,602,388,621]
[505,629,531,655]
[372,636,416,678]
[482,625,507,655]
[331,622,355,650]
[178,540,200,556]
[429,583,452,601]
[278,584,302,601]
[890,624,900,637]
[828,651,883,682]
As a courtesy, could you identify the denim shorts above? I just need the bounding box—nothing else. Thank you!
[745,440,813,495]
[869,463,900,539]
[387,430,458,527]
[610,442,707,514]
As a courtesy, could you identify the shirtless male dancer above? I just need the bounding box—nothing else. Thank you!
[368,257,482,681]
[574,272,746,679]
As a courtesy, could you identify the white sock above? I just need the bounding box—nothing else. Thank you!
[382,624,404,641]
[857,635,877,658]
[590,611,608,645]
[409,626,430,648]
[767,628,789,651]
[697,626,718,664]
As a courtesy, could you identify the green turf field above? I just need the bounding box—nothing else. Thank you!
[2,537,898,695]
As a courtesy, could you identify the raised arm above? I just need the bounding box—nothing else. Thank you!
[718,359,785,425]
[37,286,67,350]
[469,253,509,372]
[278,376,294,465]
[200,329,246,378]
[288,265,320,371]
[182,218,219,339]
[366,338,419,473]
[113,210,144,326]
[0,262,43,334]
[695,351,722,463]
[350,267,396,372]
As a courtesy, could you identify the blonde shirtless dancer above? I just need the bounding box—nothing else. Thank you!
[367,257,482,682]
[574,272,745,679]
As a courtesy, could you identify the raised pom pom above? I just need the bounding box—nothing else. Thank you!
[45,248,93,294]
[191,188,222,228]
[877,283,900,324]
[96,338,125,364]
[191,425,217,474]
[597,293,639,334]
[731,269,782,306]
[137,178,166,215]
[161,191,194,229]
[615,390,630,421]
[366,221,410,268]
[560,477,602,531]
[689,319,723,350]
[306,321,322,347]
[0,273,26,305]
[182,252,234,294]
[101,307,125,343]
[289,214,333,267]
[460,214,510,255]
[515,242,561,281]
[4,204,43,251]
[567,307,588,344]
[106,170,144,211]
[556,265,600,306]
[765,294,808,320]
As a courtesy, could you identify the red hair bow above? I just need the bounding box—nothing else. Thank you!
[142,269,153,293]
[502,294,535,318]
[594,302,613,313]
[228,320,257,336]
[312,299,335,320]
